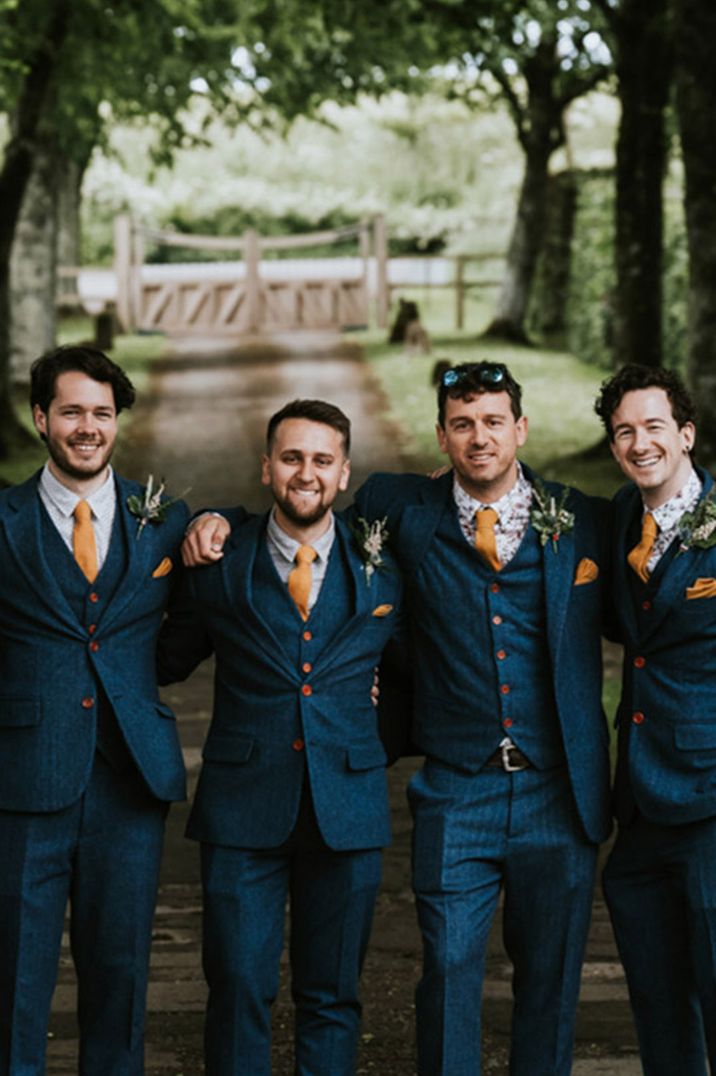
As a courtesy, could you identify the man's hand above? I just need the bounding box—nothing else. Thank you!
[181,513,231,567]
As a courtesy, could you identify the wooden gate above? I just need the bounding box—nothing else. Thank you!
[114,218,388,335]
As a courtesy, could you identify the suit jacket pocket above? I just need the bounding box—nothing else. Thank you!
[0,696,42,728]
[346,741,387,771]
[574,557,599,586]
[673,723,716,751]
[685,578,716,600]
[203,735,255,764]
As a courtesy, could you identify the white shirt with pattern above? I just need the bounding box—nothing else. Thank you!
[453,463,533,566]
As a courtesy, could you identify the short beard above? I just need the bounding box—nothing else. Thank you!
[46,439,113,483]
[273,493,331,529]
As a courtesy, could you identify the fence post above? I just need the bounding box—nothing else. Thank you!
[244,228,260,332]
[374,214,389,328]
[455,255,466,331]
[114,214,133,332]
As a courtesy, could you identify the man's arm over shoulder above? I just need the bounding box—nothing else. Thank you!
[181,504,251,566]
[351,471,431,526]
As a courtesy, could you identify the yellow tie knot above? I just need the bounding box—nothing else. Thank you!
[475,507,502,572]
[72,499,98,583]
[627,511,658,584]
[288,544,317,621]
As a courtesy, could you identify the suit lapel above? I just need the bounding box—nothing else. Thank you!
[613,485,640,644]
[397,472,454,569]
[533,476,578,663]
[2,473,83,636]
[220,512,297,680]
[97,474,161,634]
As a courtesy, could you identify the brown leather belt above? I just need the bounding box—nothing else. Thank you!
[485,742,532,772]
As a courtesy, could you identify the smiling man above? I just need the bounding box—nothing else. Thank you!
[158,399,403,1076]
[0,345,189,1075]
[595,363,716,1076]
[351,362,612,1076]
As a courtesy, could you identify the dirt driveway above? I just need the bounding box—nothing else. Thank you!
[47,331,639,1075]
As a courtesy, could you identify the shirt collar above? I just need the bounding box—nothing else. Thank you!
[646,467,702,533]
[266,508,336,564]
[39,463,115,519]
[452,461,531,521]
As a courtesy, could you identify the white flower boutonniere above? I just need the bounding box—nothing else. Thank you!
[352,516,389,585]
[126,474,187,539]
[529,478,575,553]
[679,488,716,553]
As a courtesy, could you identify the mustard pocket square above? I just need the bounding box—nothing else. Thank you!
[152,557,173,579]
[574,557,599,586]
[686,577,716,600]
[372,604,393,617]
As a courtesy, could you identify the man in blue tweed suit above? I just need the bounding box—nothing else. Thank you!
[0,346,189,1075]
[158,399,403,1076]
[353,362,612,1076]
[596,364,716,1076]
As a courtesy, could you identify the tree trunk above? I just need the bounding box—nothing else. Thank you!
[57,153,86,271]
[612,0,673,368]
[483,136,554,343]
[528,170,577,340]
[10,137,59,382]
[0,0,72,455]
[674,0,716,465]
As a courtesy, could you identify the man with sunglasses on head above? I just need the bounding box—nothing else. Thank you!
[184,362,612,1076]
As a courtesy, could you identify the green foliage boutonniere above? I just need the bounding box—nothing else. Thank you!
[126,474,186,539]
[352,516,389,585]
[529,478,575,553]
[678,488,716,553]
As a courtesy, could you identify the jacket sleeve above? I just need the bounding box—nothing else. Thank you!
[157,567,214,685]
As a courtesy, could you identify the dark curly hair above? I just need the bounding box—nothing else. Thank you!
[594,364,696,440]
[30,345,135,415]
[436,361,523,427]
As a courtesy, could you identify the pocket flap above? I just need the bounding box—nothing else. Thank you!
[203,735,255,763]
[0,696,42,728]
[346,740,387,771]
[156,702,176,720]
[674,723,716,750]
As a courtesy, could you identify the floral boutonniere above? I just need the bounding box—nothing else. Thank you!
[126,474,187,539]
[351,516,389,585]
[529,478,575,553]
[678,488,716,553]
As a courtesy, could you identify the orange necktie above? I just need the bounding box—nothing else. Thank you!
[627,512,658,583]
[288,544,317,621]
[73,499,98,583]
[475,507,502,572]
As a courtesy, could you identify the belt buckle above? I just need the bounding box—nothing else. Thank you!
[499,737,528,773]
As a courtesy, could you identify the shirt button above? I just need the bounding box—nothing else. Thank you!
[633,656,646,669]
[502,718,513,729]
[89,592,99,604]
[490,583,500,594]
[301,684,312,697]
[492,615,503,626]
[302,662,312,673]
[500,684,510,695]
[81,697,95,709]
[632,711,645,725]
[89,641,99,653]
[496,649,507,660]
[88,624,97,635]
[303,630,312,641]
[642,600,651,611]
[292,738,304,752]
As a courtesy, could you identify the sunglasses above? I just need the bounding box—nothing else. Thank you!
[441,363,507,388]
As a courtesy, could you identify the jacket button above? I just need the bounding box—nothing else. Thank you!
[633,656,646,668]
[301,684,312,697]
[632,711,645,725]
[496,649,506,660]
[88,623,97,635]
[500,684,510,695]
[81,697,95,709]
[89,641,99,653]
[492,615,503,626]
[642,600,651,611]
[89,592,99,603]
[502,718,513,729]
[292,738,304,751]
[303,630,312,641]
[490,583,500,594]
[302,662,312,673]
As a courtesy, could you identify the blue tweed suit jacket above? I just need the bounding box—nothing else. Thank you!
[612,467,716,825]
[157,511,403,851]
[0,471,188,812]
[354,466,613,845]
